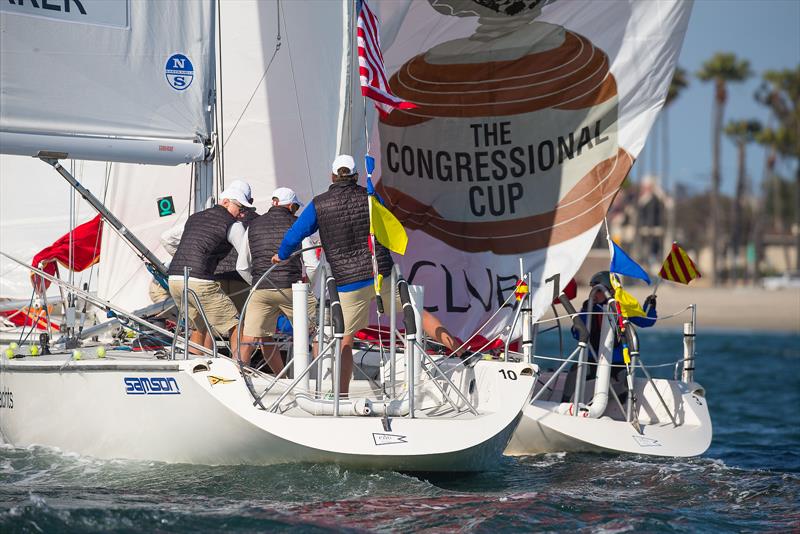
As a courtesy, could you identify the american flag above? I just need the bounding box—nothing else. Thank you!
[357,0,416,114]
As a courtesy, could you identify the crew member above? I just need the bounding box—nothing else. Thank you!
[167,180,254,356]
[273,155,462,395]
[237,187,316,373]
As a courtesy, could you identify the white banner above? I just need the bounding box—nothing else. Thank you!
[367,0,692,339]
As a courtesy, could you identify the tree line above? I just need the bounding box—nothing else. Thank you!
[657,56,798,284]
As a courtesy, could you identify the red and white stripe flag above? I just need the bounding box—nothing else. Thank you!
[357,0,416,114]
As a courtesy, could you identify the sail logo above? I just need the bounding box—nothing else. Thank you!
[124,377,181,395]
[1,0,130,28]
[165,54,194,91]
[377,1,630,255]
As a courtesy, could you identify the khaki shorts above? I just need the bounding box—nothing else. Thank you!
[148,280,170,304]
[339,283,402,336]
[217,278,251,312]
[168,279,239,336]
[242,288,317,338]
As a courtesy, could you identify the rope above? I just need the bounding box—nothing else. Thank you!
[216,0,226,190]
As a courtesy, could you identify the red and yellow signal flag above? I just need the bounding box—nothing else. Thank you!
[659,242,701,284]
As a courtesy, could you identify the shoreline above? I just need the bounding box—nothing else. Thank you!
[541,285,800,334]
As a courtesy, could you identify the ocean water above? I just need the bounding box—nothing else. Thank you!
[1,329,798,533]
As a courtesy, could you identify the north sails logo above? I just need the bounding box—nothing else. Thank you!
[124,377,181,395]
[372,433,408,446]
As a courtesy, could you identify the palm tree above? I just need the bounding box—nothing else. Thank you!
[697,53,752,284]
[755,67,800,271]
[724,119,762,282]
[661,67,689,248]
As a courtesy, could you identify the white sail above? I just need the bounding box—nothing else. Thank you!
[0,0,216,165]
[365,0,692,338]
[97,0,350,310]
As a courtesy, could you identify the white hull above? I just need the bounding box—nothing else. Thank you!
[0,352,533,471]
[506,372,712,457]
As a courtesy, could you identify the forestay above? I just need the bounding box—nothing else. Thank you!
[0,0,216,165]
[365,0,692,339]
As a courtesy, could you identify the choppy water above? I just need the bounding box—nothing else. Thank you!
[2,329,798,532]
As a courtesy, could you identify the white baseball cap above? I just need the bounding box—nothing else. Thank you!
[331,154,357,175]
[220,179,254,208]
[272,187,303,207]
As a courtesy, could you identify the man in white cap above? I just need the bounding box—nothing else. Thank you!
[271,155,395,394]
[167,179,254,355]
[236,187,316,373]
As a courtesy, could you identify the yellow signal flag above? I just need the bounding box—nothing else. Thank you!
[369,196,408,255]
[610,274,646,319]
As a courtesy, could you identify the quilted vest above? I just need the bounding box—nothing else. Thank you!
[314,180,393,286]
[249,206,302,288]
[168,205,235,280]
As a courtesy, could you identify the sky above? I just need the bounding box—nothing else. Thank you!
[639,0,799,195]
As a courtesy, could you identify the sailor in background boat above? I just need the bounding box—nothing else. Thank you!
[214,208,259,312]
[272,155,463,395]
[235,188,317,373]
[167,180,254,355]
[562,270,657,402]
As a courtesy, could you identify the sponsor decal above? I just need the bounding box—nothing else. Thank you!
[124,376,180,395]
[377,0,628,255]
[207,375,235,386]
[632,435,661,447]
[165,53,194,91]
[1,0,129,29]
[157,196,175,217]
[0,388,13,409]
[372,433,408,446]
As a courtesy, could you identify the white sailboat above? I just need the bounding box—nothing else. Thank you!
[0,0,536,471]
[354,0,712,457]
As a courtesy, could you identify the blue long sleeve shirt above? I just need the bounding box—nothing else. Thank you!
[277,200,373,292]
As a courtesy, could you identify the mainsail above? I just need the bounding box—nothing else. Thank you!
[99,0,352,309]
[0,0,217,302]
[0,0,216,164]
[363,0,692,338]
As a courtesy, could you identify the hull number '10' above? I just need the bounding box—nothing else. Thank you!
[124,377,181,395]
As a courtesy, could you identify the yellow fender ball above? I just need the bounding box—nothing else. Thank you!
[5,348,14,359]
[72,349,82,361]
[9,342,19,350]
[96,347,106,358]
[29,345,40,356]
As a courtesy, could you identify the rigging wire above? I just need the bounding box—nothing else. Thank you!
[215,0,226,193]
[281,3,315,197]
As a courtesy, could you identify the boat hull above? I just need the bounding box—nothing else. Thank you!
[0,354,533,471]
[506,376,712,457]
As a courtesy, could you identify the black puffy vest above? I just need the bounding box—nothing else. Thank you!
[314,180,393,286]
[168,205,236,280]
[249,206,302,288]
[214,209,258,281]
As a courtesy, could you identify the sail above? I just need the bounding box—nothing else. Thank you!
[361,0,692,339]
[97,0,350,310]
[0,0,216,165]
